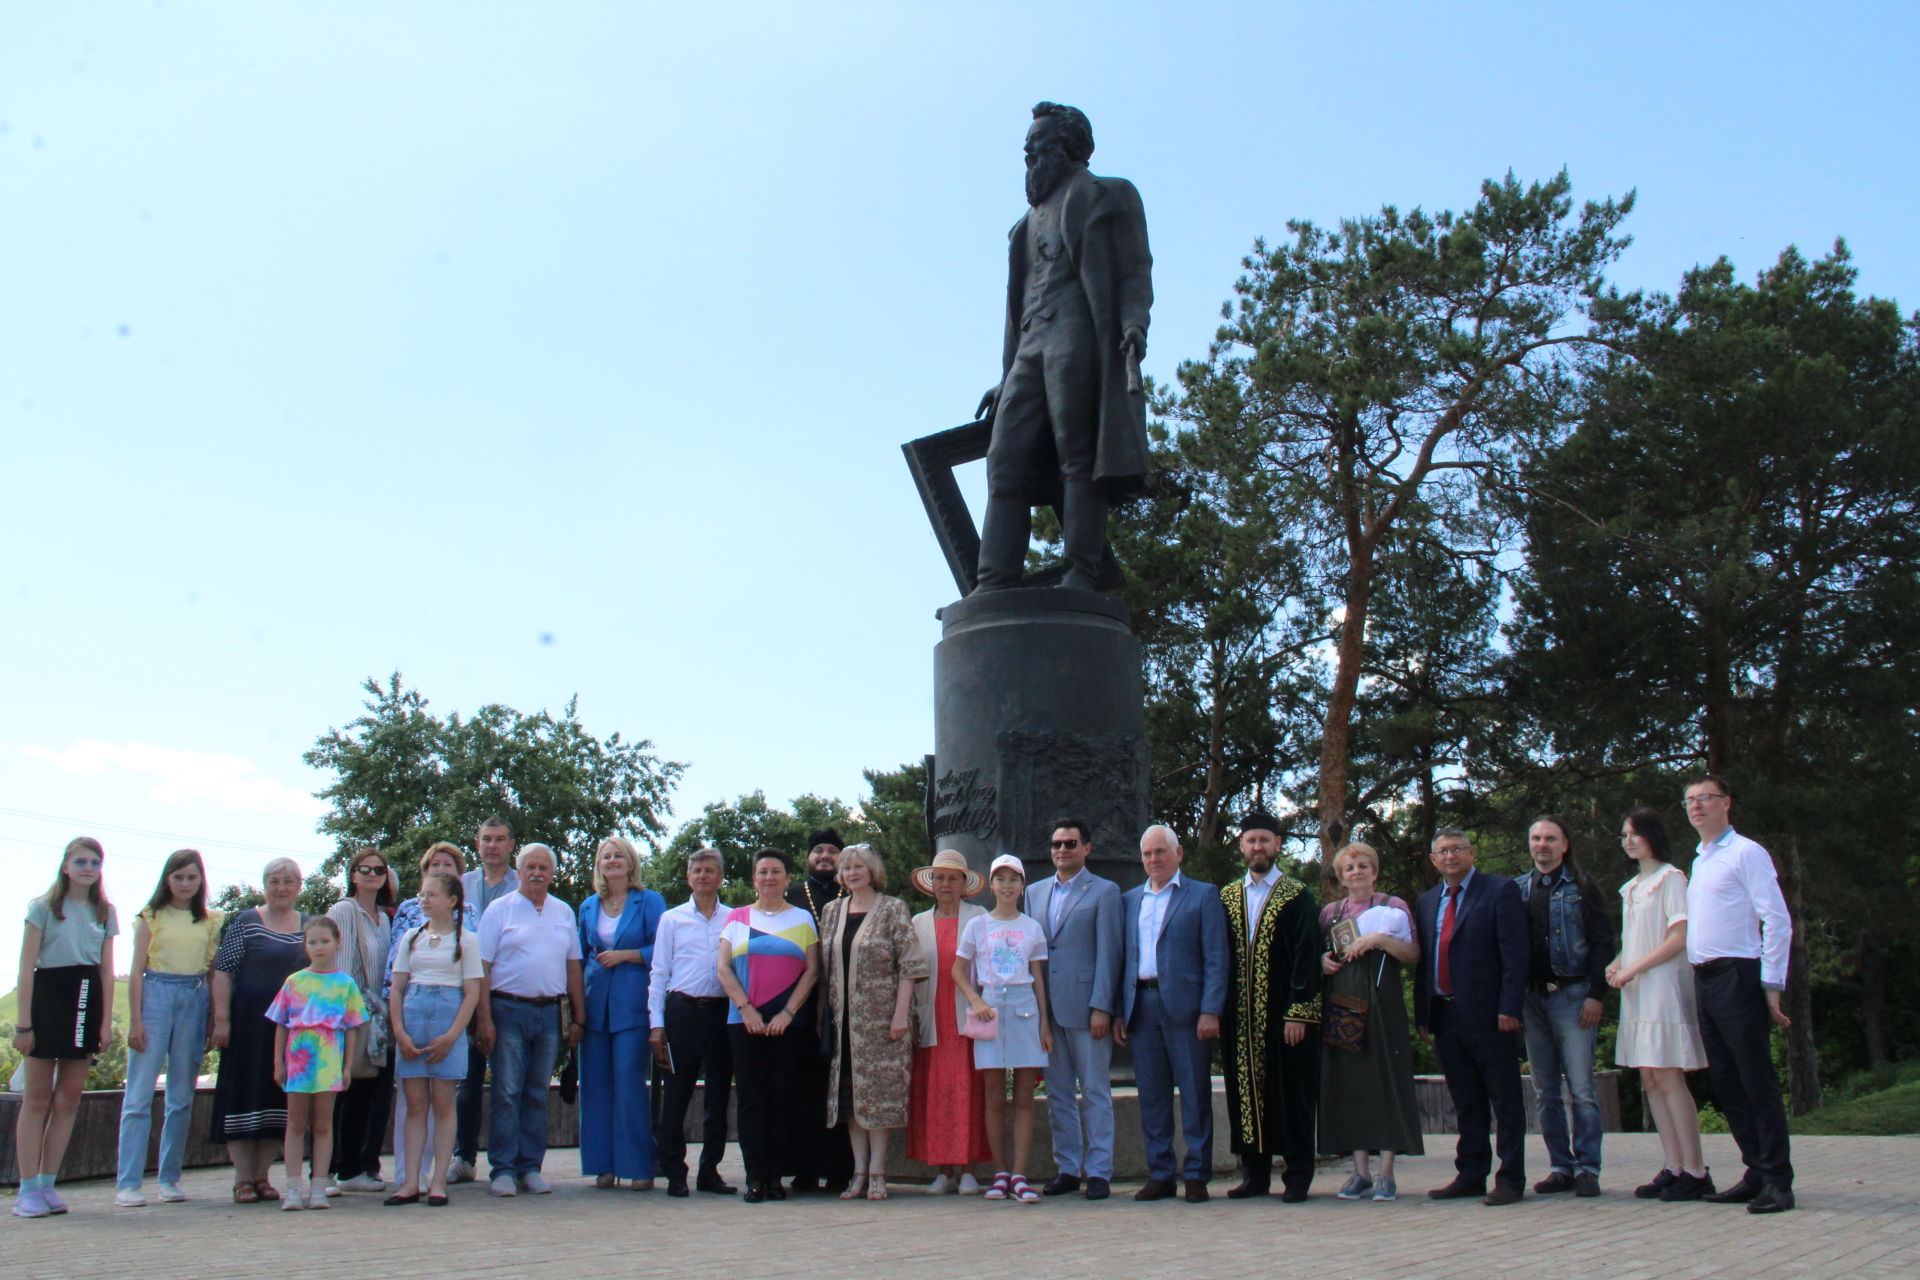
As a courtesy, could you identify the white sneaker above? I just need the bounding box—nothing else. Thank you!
[336,1174,386,1193]
[518,1171,553,1195]
[306,1187,331,1210]
[115,1188,148,1208]
[449,1158,477,1184]
[958,1172,982,1195]
[322,1180,342,1197]
[490,1174,518,1197]
[157,1183,188,1203]
[924,1173,951,1196]
[281,1184,306,1212]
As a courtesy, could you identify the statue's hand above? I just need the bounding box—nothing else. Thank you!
[975,386,1000,421]
[1120,326,1147,362]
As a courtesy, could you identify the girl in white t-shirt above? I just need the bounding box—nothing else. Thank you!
[387,873,483,1205]
[953,854,1052,1205]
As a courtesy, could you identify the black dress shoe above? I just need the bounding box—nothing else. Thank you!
[1134,1179,1176,1202]
[1534,1171,1577,1194]
[1279,1186,1309,1203]
[1225,1178,1270,1199]
[1574,1172,1601,1197]
[1747,1184,1795,1214]
[1634,1169,1678,1199]
[742,1185,766,1204]
[666,1177,689,1198]
[696,1172,737,1195]
[1428,1179,1487,1200]
[1659,1170,1715,1202]
[786,1177,820,1196]
[1084,1177,1110,1201]
[1183,1179,1210,1203]
[1483,1184,1524,1206]
[1702,1176,1761,1204]
[1042,1174,1081,1197]
[765,1183,787,1201]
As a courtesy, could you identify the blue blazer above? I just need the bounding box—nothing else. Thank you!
[1414,870,1527,1032]
[1120,876,1228,1026]
[1026,870,1124,1026]
[579,888,666,1035]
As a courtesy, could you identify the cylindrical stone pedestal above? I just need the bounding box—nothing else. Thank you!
[929,586,1149,890]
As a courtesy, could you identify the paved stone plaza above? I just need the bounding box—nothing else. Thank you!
[6,1133,1915,1279]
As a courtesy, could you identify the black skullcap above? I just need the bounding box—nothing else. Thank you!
[1240,811,1282,836]
[806,828,845,851]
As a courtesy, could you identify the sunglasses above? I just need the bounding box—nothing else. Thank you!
[354,865,388,876]
[1050,839,1082,849]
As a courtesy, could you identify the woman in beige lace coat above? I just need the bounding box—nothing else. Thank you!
[818,844,928,1200]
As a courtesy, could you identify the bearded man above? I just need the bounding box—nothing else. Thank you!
[973,101,1153,592]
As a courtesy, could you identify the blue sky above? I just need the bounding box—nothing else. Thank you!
[5,1,1916,968]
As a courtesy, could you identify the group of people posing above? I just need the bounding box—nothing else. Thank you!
[10,774,1795,1217]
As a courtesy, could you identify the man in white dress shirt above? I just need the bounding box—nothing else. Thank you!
[648,848,737,1198]
[1683,775,1794,1214]
[478,844,584,1198]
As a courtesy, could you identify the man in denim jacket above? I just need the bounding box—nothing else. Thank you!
[1514,816,1615,1197]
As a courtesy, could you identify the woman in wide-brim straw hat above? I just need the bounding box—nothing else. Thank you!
[907,852,991,1194]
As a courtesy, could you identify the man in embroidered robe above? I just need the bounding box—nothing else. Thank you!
[1220,811,1322,1201]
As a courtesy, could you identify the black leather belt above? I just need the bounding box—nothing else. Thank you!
[491,991,564,1007]
[1135,978,1159,989]
[668,992,729,1006]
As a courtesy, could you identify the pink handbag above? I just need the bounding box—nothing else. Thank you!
[961,1009,998,1041]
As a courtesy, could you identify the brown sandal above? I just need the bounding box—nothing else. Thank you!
[253,1180,281,1202]
[232,1183,260,1204]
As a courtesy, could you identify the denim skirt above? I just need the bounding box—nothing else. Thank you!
[971,982,1047,1070]
[395,982,469,1080]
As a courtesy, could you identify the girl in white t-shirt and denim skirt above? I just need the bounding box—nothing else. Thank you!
[953,853,1052,1204]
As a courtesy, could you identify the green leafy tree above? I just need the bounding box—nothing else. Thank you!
[651,762,929,908]
[302,674,685,902]
[1178,171,1634,858]
[1511,242,1920,1107]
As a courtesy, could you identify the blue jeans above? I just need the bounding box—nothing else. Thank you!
[116,974,210,1189]
[1523,982,1603,1176]
[487,997,562,1181]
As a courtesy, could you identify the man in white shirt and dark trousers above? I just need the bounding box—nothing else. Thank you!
[1683,776,1795,1214]
[648,848,736,1198]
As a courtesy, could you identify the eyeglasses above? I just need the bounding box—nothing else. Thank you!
[354,865,387,876]
[1050,839,1082,849]
[1683,794,1728,808]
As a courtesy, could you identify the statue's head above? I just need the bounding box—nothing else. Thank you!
[1025,101,1093,206]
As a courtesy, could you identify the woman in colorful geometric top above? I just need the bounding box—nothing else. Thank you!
[714,848,821,1203]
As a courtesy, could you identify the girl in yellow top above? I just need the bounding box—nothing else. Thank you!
[114,849,224,1207]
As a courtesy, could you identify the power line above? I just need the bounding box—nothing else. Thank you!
[0,805,328,859]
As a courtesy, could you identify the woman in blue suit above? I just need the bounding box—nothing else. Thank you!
[578,836,667,1190]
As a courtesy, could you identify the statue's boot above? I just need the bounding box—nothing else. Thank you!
[1059,476,1108,591]
[973,494,1032,592]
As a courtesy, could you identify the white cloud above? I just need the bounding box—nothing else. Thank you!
[21,740,326,817]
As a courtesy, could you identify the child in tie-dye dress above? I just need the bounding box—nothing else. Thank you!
[267,917,366,1210]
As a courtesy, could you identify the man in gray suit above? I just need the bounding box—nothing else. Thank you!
[1116,825,1228,1202]
[1026,817,1124,1199]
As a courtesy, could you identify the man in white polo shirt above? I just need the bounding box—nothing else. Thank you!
[647,848,737,1198]
[477,843,584,1197]
[1682,775,1794,1215]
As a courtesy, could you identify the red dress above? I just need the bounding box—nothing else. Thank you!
[907,915,991,1165]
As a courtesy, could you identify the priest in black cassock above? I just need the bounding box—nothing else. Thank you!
[1221,811,1322,1201]
[783,828,854,1194]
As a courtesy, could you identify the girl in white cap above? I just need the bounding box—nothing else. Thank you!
[953,853,1052,1203]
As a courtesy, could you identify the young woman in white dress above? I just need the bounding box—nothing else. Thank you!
[1606,807,1712,1201]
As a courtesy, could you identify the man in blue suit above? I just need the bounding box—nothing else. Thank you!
[1116,825,1228,1203]
[1027,817,1124,1200]
[1415,827,1530,1206]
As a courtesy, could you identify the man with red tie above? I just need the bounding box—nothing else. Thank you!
[1414,828,1530,1205]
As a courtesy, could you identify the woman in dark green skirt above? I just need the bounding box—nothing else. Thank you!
[1318,842,1424,1201]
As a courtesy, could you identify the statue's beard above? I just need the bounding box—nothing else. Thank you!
[1026,147,1076,206]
